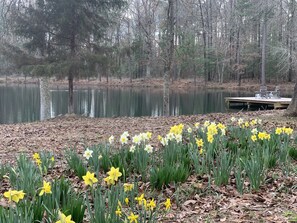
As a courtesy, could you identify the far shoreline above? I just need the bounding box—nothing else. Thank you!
[0,76,295,93]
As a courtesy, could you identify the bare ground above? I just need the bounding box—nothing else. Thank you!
[0,110,296,222]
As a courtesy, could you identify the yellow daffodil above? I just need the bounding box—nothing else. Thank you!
[250,119,257,126]
[51,156,55,162]
[107,167,122,182]
[115,206,122,217]
[147,198,156,211]
[124,183,134,192]
[207,123,218,135]
[56,212,75,223]
[146,131,152,140]
[251,135,257,142]
[35,158,42,166]
[207,134,214,143]
[33,153,40,160]
[169,124,184,135]
[283,127,293,135]
[125,197,129,205]
[164,198,171,211]
[39,180,52,196]
[4,189,25,203]
[199,148,204,155]
[128,212,139,223]
[275,127,283,135]
[104,176,115,185]
[187,127,192,133]
[135,193,145,205]
[82,171,98,186]
[196,138,204,147]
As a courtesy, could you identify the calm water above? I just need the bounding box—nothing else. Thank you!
[0,85,253,124]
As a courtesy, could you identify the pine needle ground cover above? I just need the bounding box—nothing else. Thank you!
[0,114,296,222]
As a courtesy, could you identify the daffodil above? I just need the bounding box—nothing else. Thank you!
[237,118,244,126]
[283,127,293,135]
[194,122,200,129]
[199,148,204,155]
[124,183,134,192]
[82,171,98,186]
[230,117,236,122]
[129,145,136,153]
[251,135,257,142]
[56,212,75,223]
[125,197,129,205]
[35,158,42,166]
[39,180,52,196]
[147,198,156,211]
[196,138,204,147]
[107,167,122,182]
[83,148,93,160]
[132,135,141,145]
[159,136,168,146]
[51,156,55,162]
[115,206,122,217]
[4,189,25,203]
[251,128,258,135]
[187,127,192,133]
[146,131,152,140]
[203,120,210,127]
[164,198,171,210]
[175,134,182,143]
[104,176,115,185]
[135,193,145,205]
[33,152,40,160]
[207,134,214,143]
[275,127,283,135]
[120,135,128,145]
[144,144,153,153]
[109,135,115,144]
[128,212,139,223]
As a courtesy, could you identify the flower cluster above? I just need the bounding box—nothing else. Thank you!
[3,189,25,203]
[33,152,42,166]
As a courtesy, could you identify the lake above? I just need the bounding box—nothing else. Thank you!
[0,85,253,124]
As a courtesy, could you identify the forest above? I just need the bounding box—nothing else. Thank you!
[0,0,296,87]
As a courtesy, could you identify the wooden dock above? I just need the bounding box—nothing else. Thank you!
[225,97,291,109]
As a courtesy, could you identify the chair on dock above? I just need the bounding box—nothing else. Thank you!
[255,85,267,98]
[268,86,280,99]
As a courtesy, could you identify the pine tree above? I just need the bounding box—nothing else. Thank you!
[5,0,126,113]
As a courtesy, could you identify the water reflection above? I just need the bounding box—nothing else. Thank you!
[0,85,253,124]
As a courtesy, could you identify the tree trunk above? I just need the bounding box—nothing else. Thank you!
[163,0,175,116]
[286,83,297,116]
[261,13,267,86]
[68,72,74,114]
[40,77,51,120]
[198,0,207,84]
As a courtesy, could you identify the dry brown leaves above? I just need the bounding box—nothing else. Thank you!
[0,110,297,222]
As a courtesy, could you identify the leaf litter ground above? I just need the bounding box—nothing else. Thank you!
[0,110,296,222]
